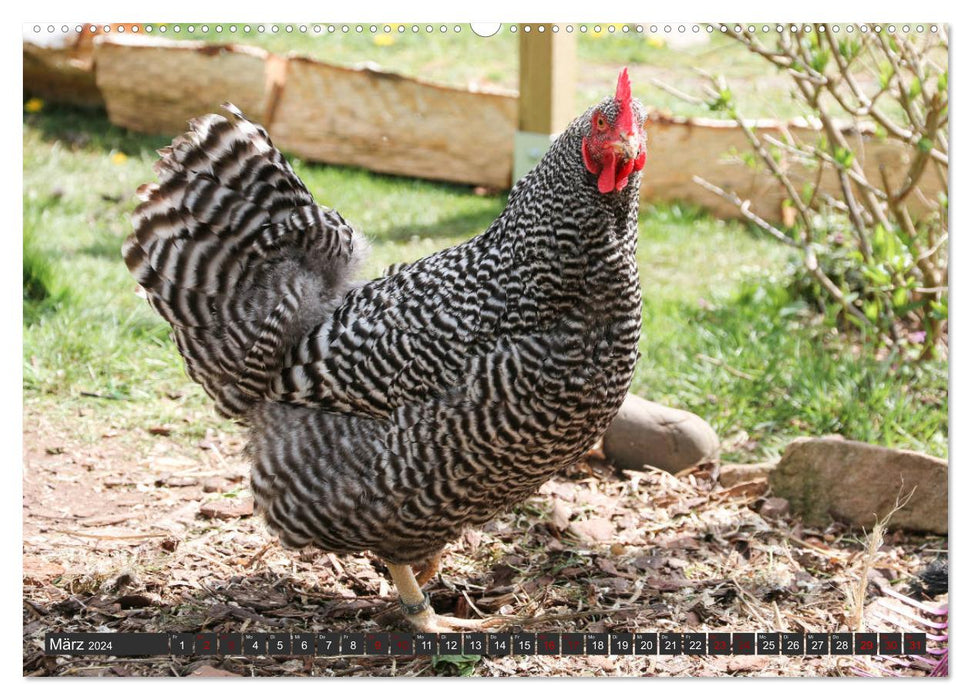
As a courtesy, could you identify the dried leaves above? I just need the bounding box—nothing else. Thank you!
[23,414,945,677]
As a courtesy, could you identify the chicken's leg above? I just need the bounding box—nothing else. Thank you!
[412,552,442,587]
[386,561,502,632]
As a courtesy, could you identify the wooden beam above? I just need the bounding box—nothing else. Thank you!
[517,25,576,134]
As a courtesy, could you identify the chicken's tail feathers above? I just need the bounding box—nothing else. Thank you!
[123,105,366,418]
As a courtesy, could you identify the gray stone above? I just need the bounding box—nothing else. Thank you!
[603,394,720,473]
[770,437,947,534]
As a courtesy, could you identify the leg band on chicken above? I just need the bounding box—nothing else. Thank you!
[386,562,501,632]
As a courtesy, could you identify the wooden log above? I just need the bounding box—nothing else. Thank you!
[75,35,941,215]
[93,35,284,135]
[641,113,941,220]
[23,29,102,107]
[269,57,517,189]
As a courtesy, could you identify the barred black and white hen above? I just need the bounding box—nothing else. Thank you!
[123,69,648,631]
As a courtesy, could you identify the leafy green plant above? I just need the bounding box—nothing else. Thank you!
[687,24,948,359]
[431,654,481,676]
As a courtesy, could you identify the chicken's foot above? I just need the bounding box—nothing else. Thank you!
[386,561,504,632]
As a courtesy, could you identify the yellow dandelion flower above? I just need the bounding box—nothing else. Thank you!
[647,36,666,48]
[111,152,128,165]
[373,33,395,46]
[25,98,44,113]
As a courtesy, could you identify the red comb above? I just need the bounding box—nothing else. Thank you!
[615,67,634,132]
[615,67,631,103]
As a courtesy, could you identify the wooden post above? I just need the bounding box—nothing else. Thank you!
[514,24,576,181]
[518,24,576,134]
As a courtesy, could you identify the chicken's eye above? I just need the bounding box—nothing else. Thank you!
[596,115,607,131]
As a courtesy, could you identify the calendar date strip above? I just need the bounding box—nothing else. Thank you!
[45,631,927,657]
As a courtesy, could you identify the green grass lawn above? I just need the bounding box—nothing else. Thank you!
[23,104,947,461]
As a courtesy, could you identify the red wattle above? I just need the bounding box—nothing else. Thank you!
[598,151,616,193]
[616,158,635,183]
[633,149,647,171]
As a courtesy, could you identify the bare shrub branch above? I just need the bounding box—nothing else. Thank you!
[681,24,948,356]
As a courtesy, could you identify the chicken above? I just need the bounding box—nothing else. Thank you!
[123,68,648,631]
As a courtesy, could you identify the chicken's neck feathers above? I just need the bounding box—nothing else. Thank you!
[477,126,642,318]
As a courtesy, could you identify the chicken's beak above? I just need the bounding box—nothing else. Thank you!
[612,133,641,161]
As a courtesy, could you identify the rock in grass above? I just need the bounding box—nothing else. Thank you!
[603,394,719,473]
[769,437,947,534]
